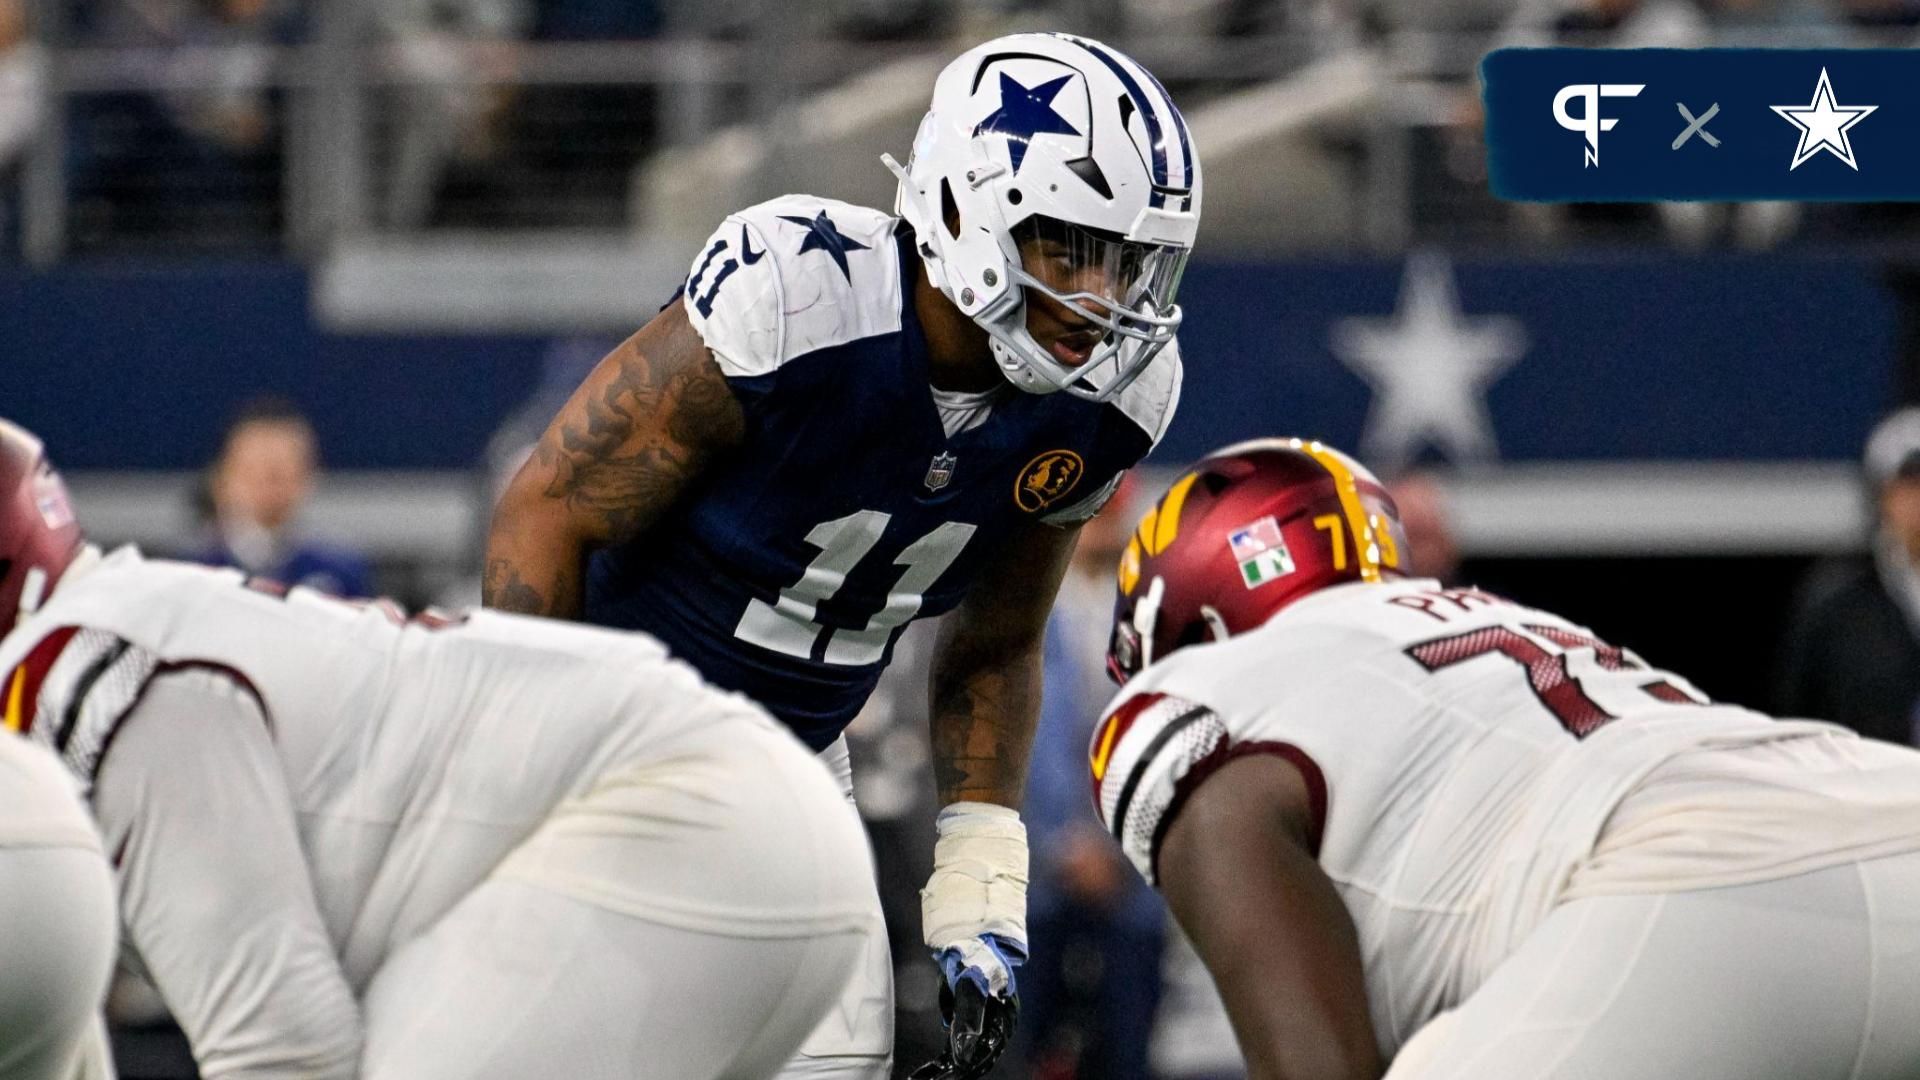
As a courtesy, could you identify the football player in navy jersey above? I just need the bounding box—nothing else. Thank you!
[485,32,1202,1080]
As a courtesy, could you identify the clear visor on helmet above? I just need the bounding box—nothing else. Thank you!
[1012,217,1189,329]
[998,219,1190,399]
[1007,217,1188,397]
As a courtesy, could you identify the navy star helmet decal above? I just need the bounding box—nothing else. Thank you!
[778,209,871,283]
[973,71,1081,174]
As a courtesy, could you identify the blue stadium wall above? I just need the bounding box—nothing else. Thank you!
[0,255,1898,470]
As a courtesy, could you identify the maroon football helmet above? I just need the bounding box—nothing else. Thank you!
[1107,437,1409,684]
[0,420,84,629]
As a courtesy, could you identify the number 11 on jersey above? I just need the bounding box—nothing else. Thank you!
[734,510,977,666]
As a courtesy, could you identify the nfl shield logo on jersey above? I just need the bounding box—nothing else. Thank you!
[924,452,958,492]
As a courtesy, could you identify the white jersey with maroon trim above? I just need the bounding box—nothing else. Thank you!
[1088,576,1920,1055]
[0,547,821,968]
[0,545,879,1078]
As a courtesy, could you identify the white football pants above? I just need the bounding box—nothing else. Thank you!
[1386,850,1920,1080]
[0,846,118,1080]
[359,721,876,1080]
[773,736,895,1080]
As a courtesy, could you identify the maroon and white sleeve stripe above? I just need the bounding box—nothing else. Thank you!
[1091,690,1327,886]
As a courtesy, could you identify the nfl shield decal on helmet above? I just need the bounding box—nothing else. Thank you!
[925,451,958,492]
[1229,516,1295,588]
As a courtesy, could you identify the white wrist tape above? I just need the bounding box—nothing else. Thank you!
[921,801,1030,951]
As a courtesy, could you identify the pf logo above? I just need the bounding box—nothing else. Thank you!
[1553,83,1645,167]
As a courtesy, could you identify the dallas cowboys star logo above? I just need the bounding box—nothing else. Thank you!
[1771,68,1876,171]
[1330,251,1527,471]
[778,209,870,283]
[973,72,1081,175]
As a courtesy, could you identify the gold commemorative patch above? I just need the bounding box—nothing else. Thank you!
[1014,450,1084,513]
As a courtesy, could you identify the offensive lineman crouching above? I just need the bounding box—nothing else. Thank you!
[0,419,876,1080]
[1094,438,1920,1080]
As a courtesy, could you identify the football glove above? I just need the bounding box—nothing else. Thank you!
[908,954,1023,1080]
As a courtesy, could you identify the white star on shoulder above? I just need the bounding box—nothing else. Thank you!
[1771,67,1876,171]
[1329,251,1528,472]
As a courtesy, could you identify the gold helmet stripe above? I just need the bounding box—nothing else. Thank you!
[1148,472,1199,556]
[1118,537,1142,595]
[1122,470,1201,596]
[3,666,24,734]
[1293,440,1384,583]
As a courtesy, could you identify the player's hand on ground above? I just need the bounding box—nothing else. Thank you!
[909,935,1023,1079]
[917,802,1029,1077]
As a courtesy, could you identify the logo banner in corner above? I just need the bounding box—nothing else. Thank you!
[1484,48,1920,202]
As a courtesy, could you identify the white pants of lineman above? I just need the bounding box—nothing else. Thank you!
[0,738,117,1080]
[1387,849,1920,1080]
[357,717,878,1080]
[772,736,895,1080]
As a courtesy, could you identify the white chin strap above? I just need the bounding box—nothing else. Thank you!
[1131,575,1166,670]
[16,567,47,623]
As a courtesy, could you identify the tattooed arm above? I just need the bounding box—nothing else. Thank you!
[927,520,1083,808]
[484,302,746,619]
[912,520,1080,1076]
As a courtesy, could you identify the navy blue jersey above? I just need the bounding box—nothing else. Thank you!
[585,195,1180,749]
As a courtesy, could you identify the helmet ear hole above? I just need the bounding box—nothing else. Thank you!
[940,178,961,241]
[1172,620,1213,653]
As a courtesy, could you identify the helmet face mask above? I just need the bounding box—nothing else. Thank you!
[1106,439,1409,685]
[999,216,1189,398]
[887,33,1201,404]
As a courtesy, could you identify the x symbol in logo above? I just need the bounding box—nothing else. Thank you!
[1673,102,1721,149]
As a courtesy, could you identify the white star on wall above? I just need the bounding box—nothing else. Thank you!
[1771,68,1876,171]
[1330,251,1528,472]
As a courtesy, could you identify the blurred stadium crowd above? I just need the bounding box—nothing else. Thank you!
[8,2,1920,1079]
[5,0,1920,257]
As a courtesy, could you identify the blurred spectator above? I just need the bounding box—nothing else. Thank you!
[71,0,301,251]
[1020,478,1166,1080]
[535,0,660,39]
[190,397,373,597]
[1832,0,1920,28]
[1776,407,1920,744]
[0,0,41,250]
[1499,0,1710,47]
[441,0,662,230]
[1386,471,1462,584]
[374,0,529,228]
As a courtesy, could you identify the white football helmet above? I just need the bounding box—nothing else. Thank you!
[885,33,1202,403]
